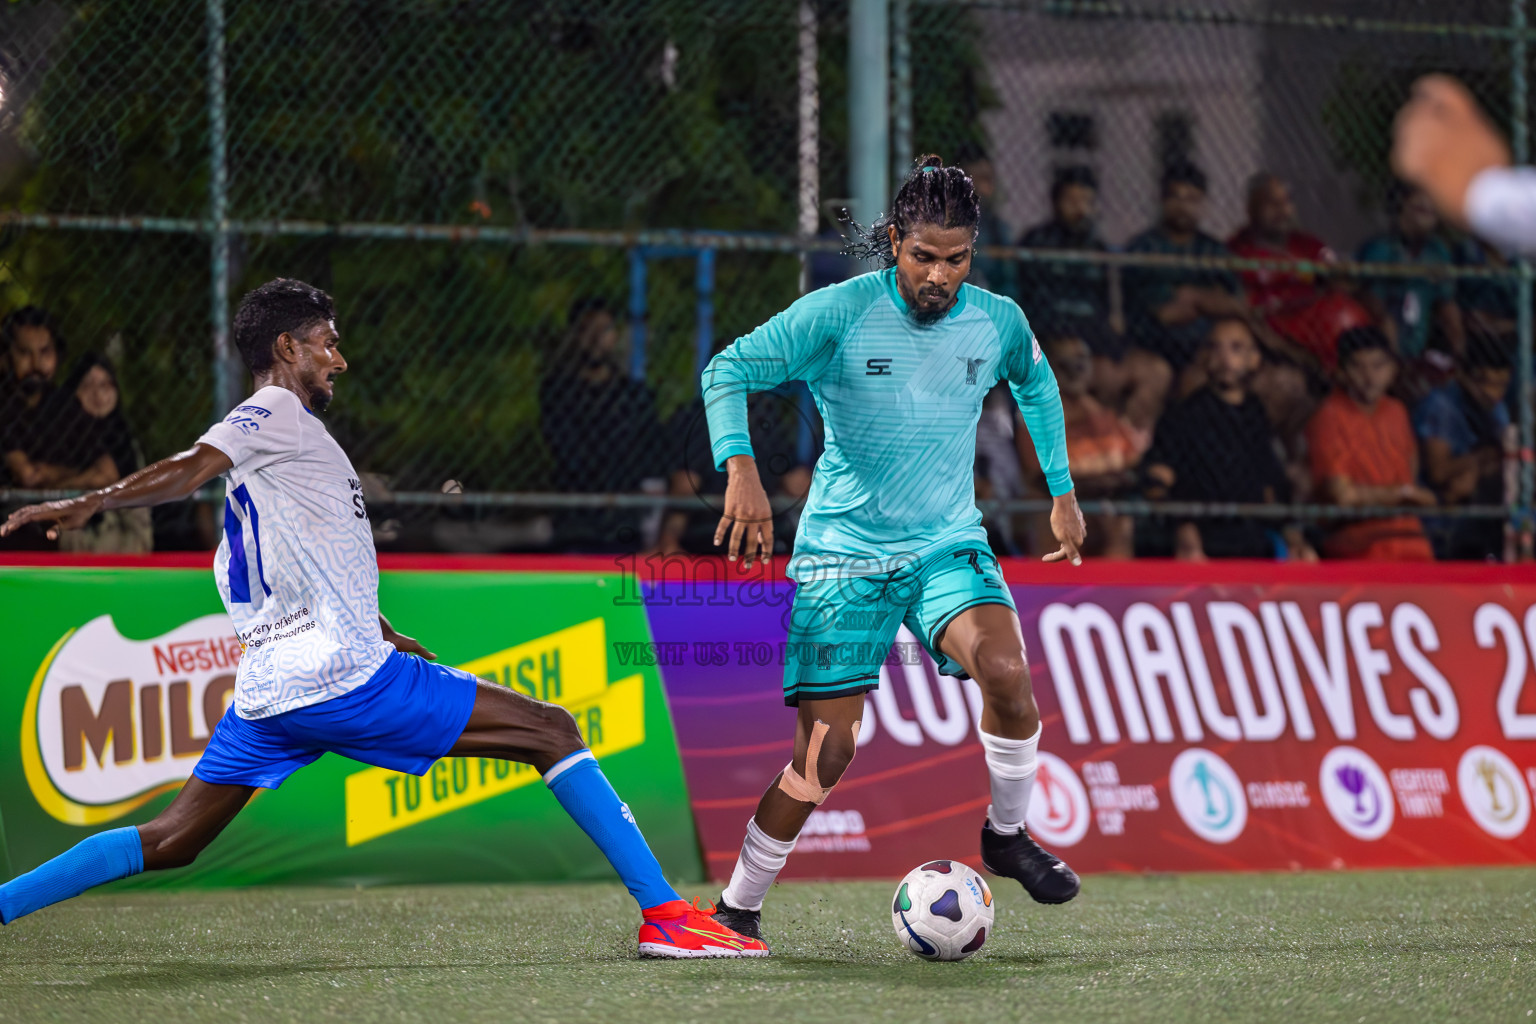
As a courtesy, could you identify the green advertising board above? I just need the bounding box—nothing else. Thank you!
[0,567,701,889]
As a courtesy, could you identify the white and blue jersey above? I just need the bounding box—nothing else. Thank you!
[196,385,394,719]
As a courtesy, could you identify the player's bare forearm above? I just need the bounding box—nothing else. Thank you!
[98,443,231,510]
[0,442,231,539]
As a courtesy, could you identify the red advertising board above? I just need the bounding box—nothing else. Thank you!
[644,560,1536,879]
[6,553,1533,880]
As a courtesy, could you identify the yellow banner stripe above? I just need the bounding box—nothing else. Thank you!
[343,673,644,845]
[345,616,650,845]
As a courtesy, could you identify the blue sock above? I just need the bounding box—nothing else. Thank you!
[0,826,144,925]
[544,751,680,911]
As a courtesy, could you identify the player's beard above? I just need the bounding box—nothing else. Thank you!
[309,380,333,413]
[912,286,951,323]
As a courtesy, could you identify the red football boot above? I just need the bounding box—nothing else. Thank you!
[638,898,770,958]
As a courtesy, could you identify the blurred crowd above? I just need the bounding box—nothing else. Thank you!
[975,157,1517,563]
[0,307,152,552]
[0,159,1519,561]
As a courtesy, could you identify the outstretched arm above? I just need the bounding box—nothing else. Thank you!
[0,442,231,541]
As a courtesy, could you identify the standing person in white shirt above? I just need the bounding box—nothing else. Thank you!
[1393,74,1536,255]
[0,279,766,959]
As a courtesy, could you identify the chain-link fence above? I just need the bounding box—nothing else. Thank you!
[0,0,1531,560]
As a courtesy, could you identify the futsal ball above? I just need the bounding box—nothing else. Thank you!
[890,859,994,961]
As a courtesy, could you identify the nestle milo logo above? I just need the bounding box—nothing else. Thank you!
[24,615,241,825]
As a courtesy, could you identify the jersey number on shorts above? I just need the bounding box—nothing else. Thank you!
[953,549,1002,588]
[224,483,273,604]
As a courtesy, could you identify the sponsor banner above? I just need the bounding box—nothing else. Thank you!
[646,573,1536,877]
[0,568,699,887]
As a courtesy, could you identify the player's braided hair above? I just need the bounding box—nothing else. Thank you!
[232,278,336,373]
[839,154,980,269]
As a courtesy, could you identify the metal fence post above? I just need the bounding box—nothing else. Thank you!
[628,248,648,382]
[206,0,234,418]
[798,0,819,295]
[849,0,890,229]
[1514,0,1533,556]
[892,0,912,179]
[695,248,716,377]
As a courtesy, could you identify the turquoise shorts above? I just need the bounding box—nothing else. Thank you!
[782,540,1016,706]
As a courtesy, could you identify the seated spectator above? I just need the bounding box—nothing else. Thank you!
[1122,167,1315,463]
[539,298,666,552]
[1357,181,1465,359]
[13,353,130,492]
[1228,172,1369,373]
[1453,232,1518,337]
[1306,327,1435,560]
[958,152,1018,301]
[23,354,152,552]
[1228,173,1335,315]
[1123,162,1249,422]
[1018,336,1146,558]
[1,306,64,487]
[1,306,66,550]
[1268,290,1376,376]
[1144,317,1314,561]
[1414,329,1512,560]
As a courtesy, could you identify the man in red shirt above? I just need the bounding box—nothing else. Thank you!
[1306,326,1436,560]
[1228,173,1371,373]
[1228,173,1334,314]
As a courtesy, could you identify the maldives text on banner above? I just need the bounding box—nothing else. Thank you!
[645,573,1536,878]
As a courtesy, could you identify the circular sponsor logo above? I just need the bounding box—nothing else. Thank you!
[1170,748,1247,844]
[1318,747,1394,841]
[1457,745,1531,840]
[1027,752,1090,847]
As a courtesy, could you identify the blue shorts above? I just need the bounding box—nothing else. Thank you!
[783,538,1016,706]
[193,651,481,789]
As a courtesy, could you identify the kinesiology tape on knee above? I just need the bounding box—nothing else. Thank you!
[776,720,860,805]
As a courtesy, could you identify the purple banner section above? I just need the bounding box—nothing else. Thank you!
[643,579,996,881]
[646,572,1536,879]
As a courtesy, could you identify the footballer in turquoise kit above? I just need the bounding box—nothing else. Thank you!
[703,156,1088,945]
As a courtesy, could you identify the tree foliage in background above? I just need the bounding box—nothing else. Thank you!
[1,0,988,491]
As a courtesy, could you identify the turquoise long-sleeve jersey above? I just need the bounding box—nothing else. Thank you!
[702,266,1073,580]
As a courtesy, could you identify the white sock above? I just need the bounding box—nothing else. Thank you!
[720,817,797,912]
[979,723,1041,834]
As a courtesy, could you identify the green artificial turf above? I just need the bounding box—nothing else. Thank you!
[2,868,1533,1023]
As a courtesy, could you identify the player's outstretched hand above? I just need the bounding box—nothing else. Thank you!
[1392,74,1509,227]
[0,494,104,540]
[717,454,774,570]
[1043,490,1085,567]
[379,614,436,661]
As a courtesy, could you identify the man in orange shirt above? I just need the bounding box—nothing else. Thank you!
[1307,326,1436,560]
